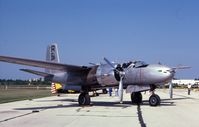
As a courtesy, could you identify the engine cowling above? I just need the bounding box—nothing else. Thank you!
[96,64,119,86]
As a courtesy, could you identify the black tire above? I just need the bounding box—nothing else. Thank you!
[78,93,90,106]
[93,92,99,97]
[131,92,142,104]
[149,94,160,106]
[96,93,99,96]
[155,94,161,105]
[102,89,108,94]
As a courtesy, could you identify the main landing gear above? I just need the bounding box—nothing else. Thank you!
[78,93,91,106]
[131,92,161,106]
[131,92,142,104]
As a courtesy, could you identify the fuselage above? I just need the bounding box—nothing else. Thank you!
[52,61,175,90]
[124,64,174,85]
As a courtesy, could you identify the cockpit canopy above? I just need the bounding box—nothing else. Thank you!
[122,61,148,68]
[133,61,148,68]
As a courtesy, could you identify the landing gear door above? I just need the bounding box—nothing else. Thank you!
[126,85,150,93]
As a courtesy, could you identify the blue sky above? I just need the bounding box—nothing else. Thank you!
[0,0,199,79]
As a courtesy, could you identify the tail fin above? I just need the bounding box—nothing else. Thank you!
[45,43,60,73]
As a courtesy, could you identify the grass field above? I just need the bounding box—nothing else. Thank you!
[0,88,52,104]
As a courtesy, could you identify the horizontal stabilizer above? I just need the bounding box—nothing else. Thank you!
[20,69,53,77]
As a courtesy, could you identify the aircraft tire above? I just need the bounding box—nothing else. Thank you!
[102,89,108,94]
[131,92,142,104]
[155,94,161,105]
[96,93,99,96]
[93,92,99,97]
[78,93,90,106]
[149,94,160,106]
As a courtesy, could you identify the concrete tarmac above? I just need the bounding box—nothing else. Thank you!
[0,89,199,127]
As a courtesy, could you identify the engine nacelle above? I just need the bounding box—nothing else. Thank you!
[52,72,68,84]
[96,64,118,86]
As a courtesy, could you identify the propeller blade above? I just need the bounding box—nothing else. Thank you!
[104,57,120,73]
[103,57,125,103]
[172,65,191,70]
[104,57,115,69]
[118,78,124,103]
[89,62,97,66]
[169,82,173,99]
[125,63,134,71]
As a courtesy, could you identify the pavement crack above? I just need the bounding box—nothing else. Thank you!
[57,114,136,118]
[137,105,147,127]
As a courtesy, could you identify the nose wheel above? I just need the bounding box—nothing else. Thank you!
[78,93,91,106]
[149,94,161,106]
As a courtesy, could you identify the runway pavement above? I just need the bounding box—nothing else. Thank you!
[0,89,199,127]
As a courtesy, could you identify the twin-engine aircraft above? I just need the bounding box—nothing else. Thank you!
[0,44,188,106]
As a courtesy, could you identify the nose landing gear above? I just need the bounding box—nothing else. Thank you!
[148,84,161,106]
[149,94,161,106]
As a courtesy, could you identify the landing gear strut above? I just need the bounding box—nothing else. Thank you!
[93,91,99,97]
[78,93,91,106]
[131,92,142,104]
[148,84,161,106]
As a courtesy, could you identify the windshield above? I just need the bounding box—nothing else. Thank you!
[122,61,148,68]
[133,61,148,68]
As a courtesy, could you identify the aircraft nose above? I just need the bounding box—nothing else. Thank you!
[166,68,175,75]
[154,65,175,83]
[163,67,175,81]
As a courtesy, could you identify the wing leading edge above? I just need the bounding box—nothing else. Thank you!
[0,55,91,73]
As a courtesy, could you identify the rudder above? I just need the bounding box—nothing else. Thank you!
[45,43,60,73]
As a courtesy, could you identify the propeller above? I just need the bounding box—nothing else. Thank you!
[89,62,97,66]
[169,81,173,99]
[168,65,191,99]
[104,57,116,69]
[172,65,191,70]
[103,57,126,103]
[118,72,125,103]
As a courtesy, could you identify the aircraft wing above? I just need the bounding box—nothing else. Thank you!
[0,55,91,72]
[20,69,53,77]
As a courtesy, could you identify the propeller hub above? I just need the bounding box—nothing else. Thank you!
[119,71,125,78]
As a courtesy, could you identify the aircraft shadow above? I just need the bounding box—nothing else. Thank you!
[15,96,191,111]
[14,101,132,111]
[161,97,191,101]
[35,98,77,102]
[14,99,177,111]
[91,101,132,108]
[14,104,80,111]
